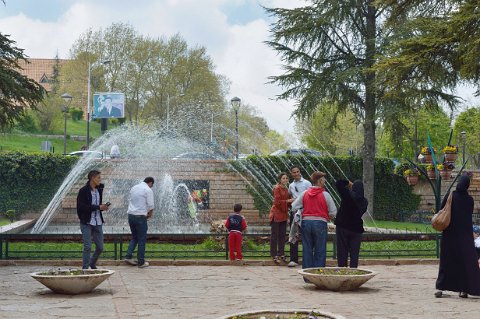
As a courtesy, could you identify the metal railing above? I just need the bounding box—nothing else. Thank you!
[0,232,441,260]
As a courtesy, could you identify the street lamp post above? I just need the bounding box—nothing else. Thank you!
[61,93,73,154]
[461,131,467,164]
[87,60,111,148]
[231,96,241,160]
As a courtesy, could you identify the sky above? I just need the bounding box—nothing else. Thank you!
[0,0,307,137]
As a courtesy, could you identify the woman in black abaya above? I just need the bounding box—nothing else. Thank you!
[435,175,480,298]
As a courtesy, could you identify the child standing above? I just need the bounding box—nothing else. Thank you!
[225,203,247,261]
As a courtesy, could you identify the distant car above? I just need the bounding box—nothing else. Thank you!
[172,152,219,160]
[270,149,321,156]
[67,151,107,159]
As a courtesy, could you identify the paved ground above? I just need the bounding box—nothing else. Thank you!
[0,261,478,319]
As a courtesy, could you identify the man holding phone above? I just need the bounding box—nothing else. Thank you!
[76,170,110,269]
[124,177,155,268]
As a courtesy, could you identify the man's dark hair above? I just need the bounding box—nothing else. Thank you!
[289,165,300,172]
[233,203,242,213]
[144,177,155,184]
[87,170,101,181]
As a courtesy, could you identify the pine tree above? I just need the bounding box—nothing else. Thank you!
[0,32,45,131]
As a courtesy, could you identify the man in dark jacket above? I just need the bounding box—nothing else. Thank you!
[77,170,109,269]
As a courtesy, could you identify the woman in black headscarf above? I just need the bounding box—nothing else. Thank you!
[435,175,480,298]
[334,179,368,268]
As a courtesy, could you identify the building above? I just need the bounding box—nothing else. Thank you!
[16,58,68,93]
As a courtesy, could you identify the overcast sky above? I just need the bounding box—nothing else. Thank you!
[0,0,309,137]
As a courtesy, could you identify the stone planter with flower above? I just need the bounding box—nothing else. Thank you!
[443,145,459,163]
[421,146,436,164]
[426,164,436,179]
[403,168,420,186]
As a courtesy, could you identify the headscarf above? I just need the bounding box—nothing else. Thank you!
[351,180,368,214]
[456,175,470,193]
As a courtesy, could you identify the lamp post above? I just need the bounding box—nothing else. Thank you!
[231,96,241,159]
[461,131,467,164]
[87,60,111,148]
[61,93,73,154]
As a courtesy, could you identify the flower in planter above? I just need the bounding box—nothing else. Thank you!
[421,146,437,155]
[443,145,459,154]
[436,164,445,170]
[426,163,435,171]
[403,168,420,177]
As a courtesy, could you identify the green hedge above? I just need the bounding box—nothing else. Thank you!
[0,152,77,213]
[232,155,420,221]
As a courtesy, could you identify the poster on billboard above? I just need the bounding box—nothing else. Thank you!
[93,92,125,119]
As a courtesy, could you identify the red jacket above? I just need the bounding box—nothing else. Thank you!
[269,184,291,222]
[302,187,329,220]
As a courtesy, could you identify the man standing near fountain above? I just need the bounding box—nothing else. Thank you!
[124,177,155,268]
[287,166,311,267]
[292,171,336,271]
[76,170,110,269]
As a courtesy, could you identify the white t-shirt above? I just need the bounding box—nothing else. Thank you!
[474,236,480,248]
[127,182,154,216]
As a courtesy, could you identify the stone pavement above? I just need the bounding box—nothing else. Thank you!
[0,261,478,319]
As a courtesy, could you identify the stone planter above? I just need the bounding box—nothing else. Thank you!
[298,267,377,291]
[405,175,419,186]
[30,269,114,294]
[427,169,436,180]
[440,169,452,180]
[444,153,458,162]
[218,309,345,319]
[423,153,432,163]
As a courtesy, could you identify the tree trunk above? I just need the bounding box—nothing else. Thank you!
[363,2,377,220]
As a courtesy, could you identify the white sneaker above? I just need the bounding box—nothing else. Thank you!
[124,258,138,266]
[138,261,149,268]
[288,261,298,267]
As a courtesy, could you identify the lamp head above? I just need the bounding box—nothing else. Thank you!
[231,96,241,112]
[61,93,73,105]
[461,131,466,139]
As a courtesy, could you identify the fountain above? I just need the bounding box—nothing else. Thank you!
[30,124,275,234]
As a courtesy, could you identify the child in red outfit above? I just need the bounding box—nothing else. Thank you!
[225,203,247,261]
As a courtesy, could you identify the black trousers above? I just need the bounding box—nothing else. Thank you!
[336,226,362,268]
[270,221,287,257]
[289,211,299,263]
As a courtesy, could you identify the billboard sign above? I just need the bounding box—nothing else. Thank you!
[93,92,125,119]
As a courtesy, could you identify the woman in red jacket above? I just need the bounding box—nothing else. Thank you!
[269,172,294,263]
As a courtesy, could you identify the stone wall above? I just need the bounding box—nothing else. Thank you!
[45,159,270,226]
[412,170,480,213]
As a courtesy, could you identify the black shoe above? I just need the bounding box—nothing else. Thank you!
[459,292,468,298]
[90,265,97,269]
[434,291,442,298]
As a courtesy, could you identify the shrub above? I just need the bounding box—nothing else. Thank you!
[0,152,78,213]
[70,108,84,121]
[231,155,420,221]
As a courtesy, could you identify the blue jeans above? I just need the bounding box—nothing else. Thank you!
[125,214,148,265]
[301,220,327,269]
[80,223,104,269]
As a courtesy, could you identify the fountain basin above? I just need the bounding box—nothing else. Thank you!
[30,269,114,294]
[218,309,345,319]
[298,267,376,291]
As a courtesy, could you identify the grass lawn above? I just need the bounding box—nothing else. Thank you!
[0,119,122,153]
[0,218,11,226]
[364,220,437,233]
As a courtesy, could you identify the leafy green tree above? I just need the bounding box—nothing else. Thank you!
[297,103,363,156]
[0,33,45,131]
[453,107,480,168]
[377,108,451,161]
